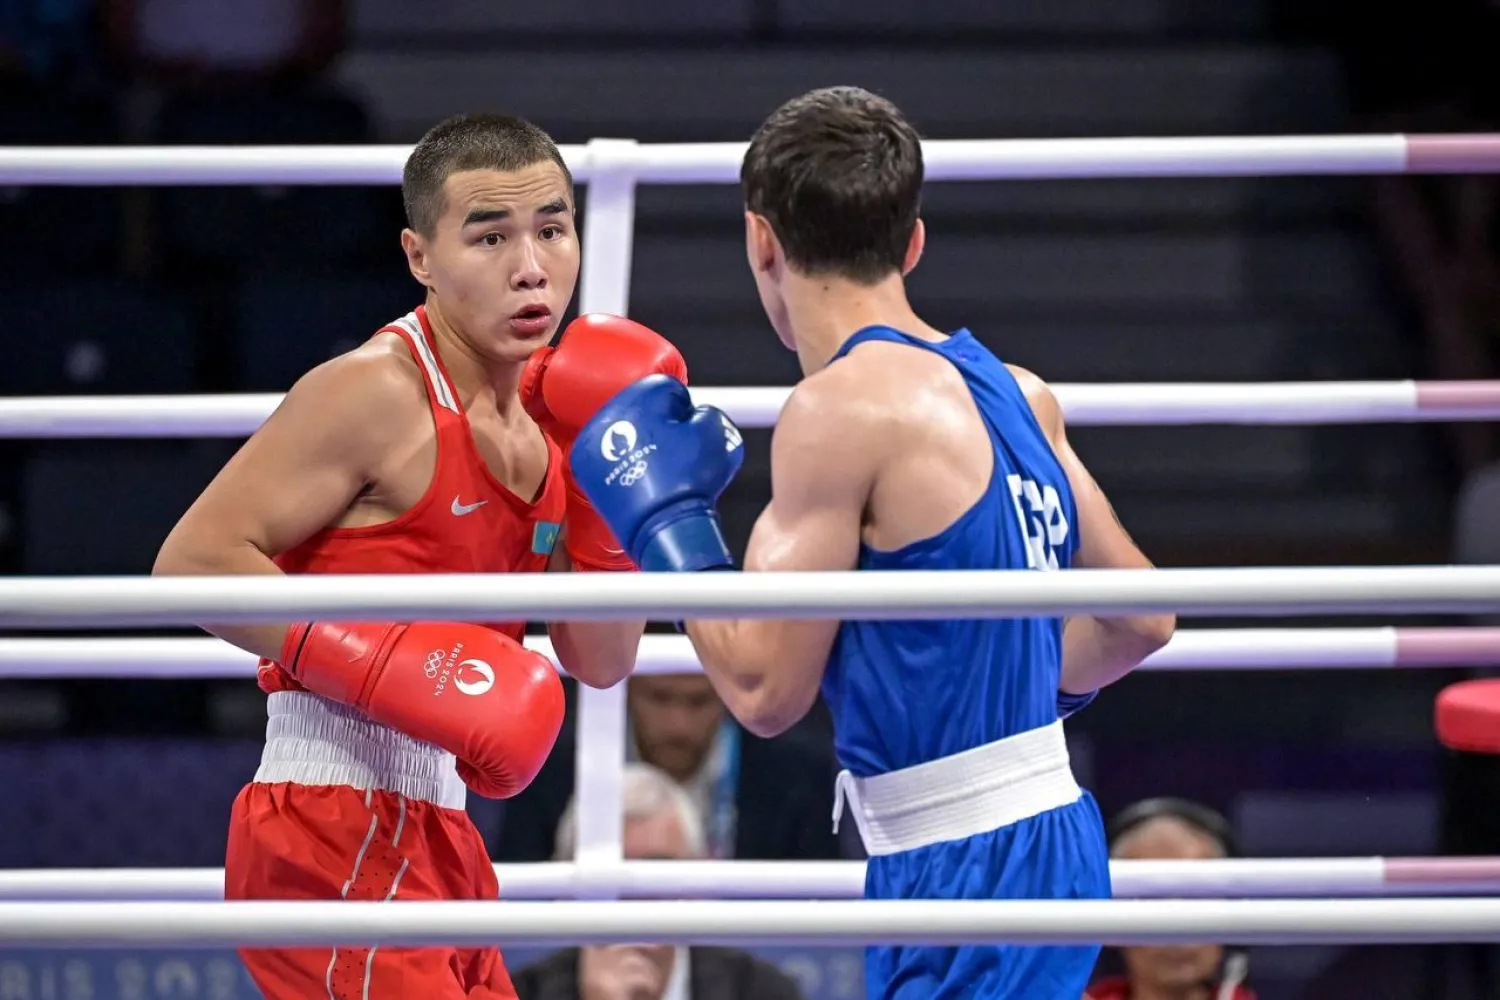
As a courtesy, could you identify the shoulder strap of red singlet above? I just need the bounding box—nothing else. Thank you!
[381,306,464,419]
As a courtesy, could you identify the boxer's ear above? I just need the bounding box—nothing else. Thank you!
[744,211,779,275]
[402,228,435,289]
[902,218,925,276]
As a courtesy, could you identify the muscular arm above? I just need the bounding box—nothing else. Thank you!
[1013,368,1176,695]
[685,383,869,738]
[152,352,411,660]
[542,540,645,690]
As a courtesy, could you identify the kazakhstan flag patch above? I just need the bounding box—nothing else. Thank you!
[532,520,561,556]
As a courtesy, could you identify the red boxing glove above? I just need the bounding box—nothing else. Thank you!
[281,621,564,799]
[521,314,688,572]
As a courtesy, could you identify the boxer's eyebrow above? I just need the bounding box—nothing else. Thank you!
[462,199,569,227]
[462,208,509,227]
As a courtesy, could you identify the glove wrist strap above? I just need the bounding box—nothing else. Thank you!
[639,512,734,574]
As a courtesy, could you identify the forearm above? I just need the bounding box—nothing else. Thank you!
[546,619,644,689]
[1060,613,1175,694]
[152,537,290,662]
[686,619,762,695]
[686,619,817,738]
[541,543,644,688]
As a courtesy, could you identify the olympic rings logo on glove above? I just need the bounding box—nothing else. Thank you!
[619,460,649,487]
[424,649,447,679]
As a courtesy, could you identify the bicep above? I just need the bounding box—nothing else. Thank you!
[731,387,871,691]
[743,397,867,576]
[163,360,397,561]
[744,489,862,576]
[687,387,880,734]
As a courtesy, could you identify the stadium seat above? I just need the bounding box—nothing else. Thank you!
[150,89,398,273]
[0,94,122,274]
[228,268,419,391]
[20,441,235,576]
[2,279,198,396]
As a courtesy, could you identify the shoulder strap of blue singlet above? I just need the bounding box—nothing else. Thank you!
[828,324,957,364]
[830,323,1027,447]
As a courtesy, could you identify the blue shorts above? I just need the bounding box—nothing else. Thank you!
[862,792,1110,1000]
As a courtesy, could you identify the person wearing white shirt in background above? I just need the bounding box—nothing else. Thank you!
[511,763,806,1000]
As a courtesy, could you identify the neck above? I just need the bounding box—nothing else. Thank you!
[783,271,942,375]
[423,295,525,415]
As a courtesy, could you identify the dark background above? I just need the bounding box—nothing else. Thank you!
[0,0,1499,996]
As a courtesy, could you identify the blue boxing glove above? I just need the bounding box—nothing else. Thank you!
[570,374,745,573]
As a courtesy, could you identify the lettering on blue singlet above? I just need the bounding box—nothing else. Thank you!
[1005,474,1069,570]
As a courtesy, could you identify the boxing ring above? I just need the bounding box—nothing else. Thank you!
[1,133,1500,981]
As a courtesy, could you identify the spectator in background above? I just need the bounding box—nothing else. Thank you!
[510,762,806,1000]
[101,0,346,90]
[1086,799,1253,1000]
[625,673,843,860]
[496,673,849,862]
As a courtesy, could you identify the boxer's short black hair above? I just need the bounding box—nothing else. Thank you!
[741,86,923,285]
[402,113,573,236]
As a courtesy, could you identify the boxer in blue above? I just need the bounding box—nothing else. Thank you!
[571,86,1176,999]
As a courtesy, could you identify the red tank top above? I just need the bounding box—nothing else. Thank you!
[258,306,566,694]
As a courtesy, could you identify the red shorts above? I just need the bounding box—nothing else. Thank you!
[226,783,517,999]
[225,693,518,1000]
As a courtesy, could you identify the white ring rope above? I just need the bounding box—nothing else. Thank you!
[0,567,1493,628]
[8,858,1500,902]
[3,382,1499,438]
[8,135,1493,952]
[0,627,1493,679]
[3,898,1500,948]
[7,134,1496,944]
[0,134,1494,185]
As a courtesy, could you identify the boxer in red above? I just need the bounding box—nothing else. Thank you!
[154,113,687,999]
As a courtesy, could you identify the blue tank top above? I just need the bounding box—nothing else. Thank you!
[821,326,1079,778]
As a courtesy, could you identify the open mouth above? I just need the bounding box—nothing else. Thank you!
[513,305,551,321]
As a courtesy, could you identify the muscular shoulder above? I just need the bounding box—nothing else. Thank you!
[1004,363,1063,441]
[780,360,895,463]
[273,333,426,452]
[785,359,890,428]
[767,363,889,504]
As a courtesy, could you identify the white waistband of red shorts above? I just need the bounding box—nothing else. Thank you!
[832,719,1080,856]
[254,691,467,811]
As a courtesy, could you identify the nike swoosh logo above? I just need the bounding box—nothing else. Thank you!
[451,496,488,516]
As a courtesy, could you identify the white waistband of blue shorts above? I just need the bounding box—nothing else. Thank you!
[253,691,467,811]
[832,719,1080,856]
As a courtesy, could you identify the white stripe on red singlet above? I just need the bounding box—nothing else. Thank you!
[390,312,460,414]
